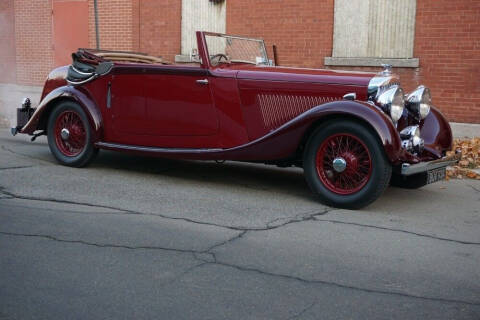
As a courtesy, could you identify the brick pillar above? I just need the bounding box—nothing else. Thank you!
[138,0,181,62]
[0,0,17,84]
[14,0,54,86]
[88,0,136,51]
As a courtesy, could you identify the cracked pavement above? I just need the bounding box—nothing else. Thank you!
[0,130,479,319]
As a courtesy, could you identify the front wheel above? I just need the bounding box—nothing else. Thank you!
[47,101,98,167]
[303,120,391,209]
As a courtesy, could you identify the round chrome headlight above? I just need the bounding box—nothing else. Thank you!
[407,85,431,119]
[376,85,405,122]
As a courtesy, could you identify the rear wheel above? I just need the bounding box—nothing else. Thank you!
[303,120,391,209]
[47,101,98,167]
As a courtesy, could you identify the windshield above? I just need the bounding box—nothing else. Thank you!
[205,34,269,66]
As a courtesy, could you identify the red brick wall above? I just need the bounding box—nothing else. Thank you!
[228,0,480,123]
[87,0,135,51]
[227,0,334,68]
[5,0,480,123]
[412,0,480,123]
[14,0,54,86]
[138,0,181,62]
[0,0,16,83]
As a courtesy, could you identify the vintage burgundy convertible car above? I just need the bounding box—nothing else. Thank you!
[11,32,460,208]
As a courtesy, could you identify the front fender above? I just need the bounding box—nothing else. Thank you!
[420,105,453,158]
[194,100,403,162]
[20,85,103,142]
[303,100,403,163]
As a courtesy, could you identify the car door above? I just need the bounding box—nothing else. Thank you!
[143,66,219,137]
[110,72,146,137]
[110,65,219,147]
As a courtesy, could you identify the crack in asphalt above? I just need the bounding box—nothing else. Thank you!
[312,218,480,245]
[1,227,209,292]
[2,227,480,307]
[0,187,330,232]
[0,145,52,165]
[287,301,316,320]
[205,230,248,257]
[0,166,33,171]
[2,186,478,246]
[266,210,320,228]
[0,231,202,255]
[202,261,480,307]
[156,260,209,289]
[468,184,480,193]
[2,144,480,308]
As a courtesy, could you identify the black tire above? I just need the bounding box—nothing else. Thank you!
[390,172,428,189]
[303,120,392,209]
[47,101,98,167]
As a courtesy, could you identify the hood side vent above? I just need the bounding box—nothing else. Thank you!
[258,94,337,130]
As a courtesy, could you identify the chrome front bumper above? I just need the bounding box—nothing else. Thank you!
[400,153,461,176]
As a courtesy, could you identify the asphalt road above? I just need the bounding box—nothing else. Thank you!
[0,129,479,320]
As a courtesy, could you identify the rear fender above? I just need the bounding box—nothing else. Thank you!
[20,85,103,142]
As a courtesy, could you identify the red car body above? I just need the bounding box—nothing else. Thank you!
[12,32,459,208]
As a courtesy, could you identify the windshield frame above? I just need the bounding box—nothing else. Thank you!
[202,32,269,67]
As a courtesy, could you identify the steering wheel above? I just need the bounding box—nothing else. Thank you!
[210,53,229,65]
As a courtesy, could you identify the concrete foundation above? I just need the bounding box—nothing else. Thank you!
[0,83,42,128]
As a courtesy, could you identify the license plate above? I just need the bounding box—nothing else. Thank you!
[427,167,446,184]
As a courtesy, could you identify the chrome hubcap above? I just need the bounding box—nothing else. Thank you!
[60,128,70,140]
[332,157,347,173]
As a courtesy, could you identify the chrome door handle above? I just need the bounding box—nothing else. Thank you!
[196,79,209,85]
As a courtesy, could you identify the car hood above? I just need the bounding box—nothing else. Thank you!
[232,65,375,87]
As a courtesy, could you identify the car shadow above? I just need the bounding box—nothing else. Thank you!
[88,150,456,211]
[90,150,317,201]
[2,132,455,212]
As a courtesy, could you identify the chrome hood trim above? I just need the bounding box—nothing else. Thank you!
[367,74,400,100]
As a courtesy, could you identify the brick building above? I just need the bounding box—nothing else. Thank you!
[0,0,479,123]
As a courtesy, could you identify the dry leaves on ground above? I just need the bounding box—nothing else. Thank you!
[446,137,480,180]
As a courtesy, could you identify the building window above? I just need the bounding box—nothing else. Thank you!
[325,0,419,68]
[176,0,226,62]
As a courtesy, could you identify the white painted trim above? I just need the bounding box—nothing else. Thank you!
[324,57,419,68]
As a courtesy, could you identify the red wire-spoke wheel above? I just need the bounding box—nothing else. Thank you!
[303,120,392,209]
[47,101,98,167]
[54,110,86,157]
[315,133,372,195]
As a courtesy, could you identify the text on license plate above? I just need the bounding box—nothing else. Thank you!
[427,167,446,184]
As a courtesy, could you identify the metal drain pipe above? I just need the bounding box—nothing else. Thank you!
[94,0,100,49]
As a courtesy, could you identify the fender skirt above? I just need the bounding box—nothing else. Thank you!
[96,100,403,163]
[20,85,103,142]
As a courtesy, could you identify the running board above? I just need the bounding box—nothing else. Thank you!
[94,137,294,161]
[95,142,222,155]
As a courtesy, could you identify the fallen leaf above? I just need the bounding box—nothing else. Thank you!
[459,160,469,167]
[466,171,477,178]
[447,137,480,179]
